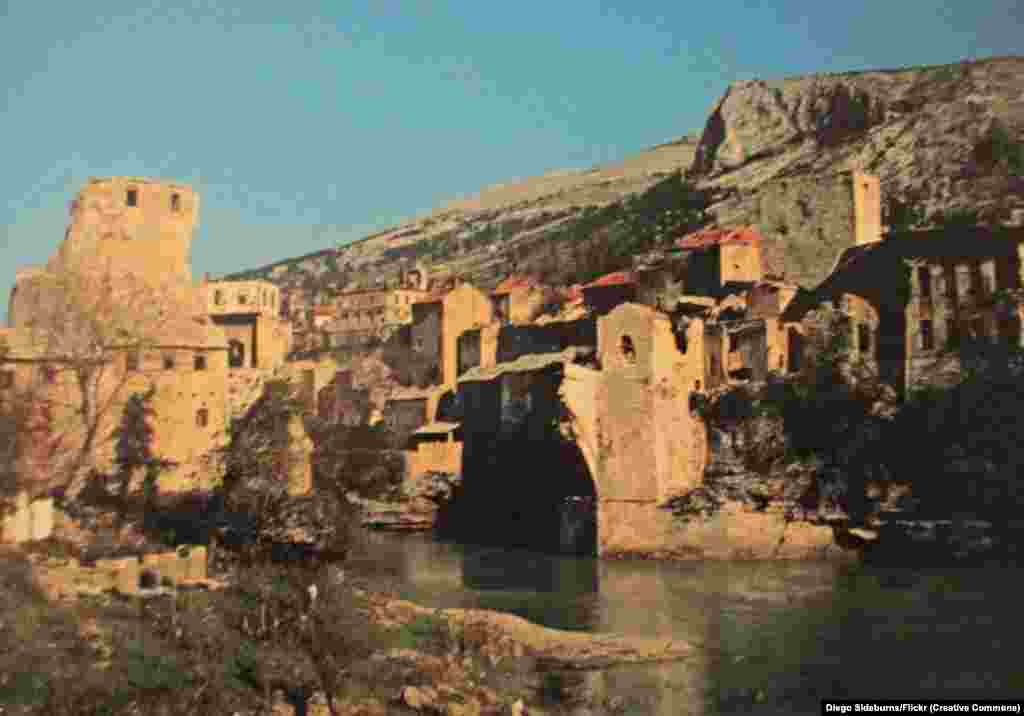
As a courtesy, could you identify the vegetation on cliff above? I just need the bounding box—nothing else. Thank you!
[685,308,1024,550]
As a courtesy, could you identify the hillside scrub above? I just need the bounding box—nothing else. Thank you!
[528,171,712,285]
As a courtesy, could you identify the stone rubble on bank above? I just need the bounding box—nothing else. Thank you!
[373,596,692,670]
[355,471,461,531]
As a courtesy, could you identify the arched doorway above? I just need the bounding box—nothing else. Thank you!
[228,339,245,368]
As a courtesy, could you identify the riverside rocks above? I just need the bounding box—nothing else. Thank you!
[374,596,692,670]
[358,471,461,531]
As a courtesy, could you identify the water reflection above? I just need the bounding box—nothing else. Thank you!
[462,546,600,630]
[349,532,1024,716]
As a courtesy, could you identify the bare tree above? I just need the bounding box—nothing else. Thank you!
[16,268,181,496]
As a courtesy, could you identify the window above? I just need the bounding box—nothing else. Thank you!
[238,293,248,305]
[919,320,934,351]
[0,371,13,389]
[170,193,181,212]
[857,323,872,354]
[917,266,932,300]
[162,353,175,370]
[126,188,138,207]
[196,408,209,428]
[214,289,223,305]
[194,353,207,371]
[126,351,140,372]
[620,335,636,363]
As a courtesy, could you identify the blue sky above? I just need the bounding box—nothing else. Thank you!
[1,0,1020,315]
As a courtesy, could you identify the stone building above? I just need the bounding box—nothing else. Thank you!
[204,279,291,372]
[408,282,497,389]
[666,226,765,298]
[490,275,558,325]
[405,421,462,482]
[782,225,1024,392]
[2,177,311,497]
[752,169,883,288]
[327,286,425,348]
[582,271,637,315]
[381,386,446,442]
[409,293,446,385]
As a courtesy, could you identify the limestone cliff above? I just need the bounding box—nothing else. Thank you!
[693,56,1024,285]
[230,56,1023,295]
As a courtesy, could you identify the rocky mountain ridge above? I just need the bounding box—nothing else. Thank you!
[228,55,1024,293]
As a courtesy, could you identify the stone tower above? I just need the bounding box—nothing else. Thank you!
[9,177,206,328]
[852,171,882,246]
[52,177,199,287]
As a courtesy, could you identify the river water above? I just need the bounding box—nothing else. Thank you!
[348,530,1023,715]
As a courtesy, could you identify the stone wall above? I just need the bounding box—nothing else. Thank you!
[383,398,429,437]
[0,345,232,494]
[754,173,859,288]
[411,302,443,383]
[32,546,209,598]
[405,439,463,482]
[441,284,495,388]
[587,304,709,555]
[719,241,763,285]
[53,178,198,299]
[0,492,54,543]
[504,285,559,324]
[205,280,280,316]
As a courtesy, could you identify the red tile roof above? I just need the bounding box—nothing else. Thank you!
[563,284,584,301]
[675,226,763,250]
[493,274,538,294]
[584,271,637,289]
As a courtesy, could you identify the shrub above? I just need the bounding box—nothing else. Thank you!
[393,612,451,651]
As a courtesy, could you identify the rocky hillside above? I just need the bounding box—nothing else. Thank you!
[228,56,1024,293]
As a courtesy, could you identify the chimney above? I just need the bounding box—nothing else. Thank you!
[852,170,883,245]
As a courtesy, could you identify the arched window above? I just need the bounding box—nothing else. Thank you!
[238,293,248,305]
[196,408,209,428]
[214,290,223,305]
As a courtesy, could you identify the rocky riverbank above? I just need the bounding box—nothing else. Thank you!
[2,533,694,716]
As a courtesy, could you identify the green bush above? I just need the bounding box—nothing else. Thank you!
[123,639,192,692]
[393,612,450,651]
